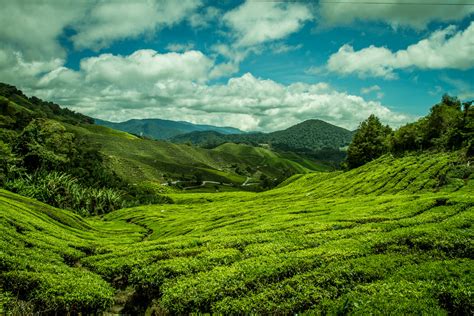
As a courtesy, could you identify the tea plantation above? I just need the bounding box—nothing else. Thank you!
[1,152,473,314]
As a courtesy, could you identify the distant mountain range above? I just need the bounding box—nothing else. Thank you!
[171,119,354,153]
[95,118,243,140]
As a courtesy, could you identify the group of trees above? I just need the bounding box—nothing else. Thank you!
[0,83,171,215]
[347,95,473,169]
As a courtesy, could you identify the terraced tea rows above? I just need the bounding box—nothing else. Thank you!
[1,153,473,314]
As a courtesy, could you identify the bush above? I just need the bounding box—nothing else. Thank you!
[5,171,124,215]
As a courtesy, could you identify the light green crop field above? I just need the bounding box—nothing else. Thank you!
[1,153,473,314]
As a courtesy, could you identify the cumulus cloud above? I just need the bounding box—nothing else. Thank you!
[80,49,214,86]
[223,1,312,47]
[72,0,201,50]
[166,43,196,52]
[327,22,474,79]
[0,0,202,61]
[17,48,411,131]
[361,85,381,94]
[318,0,474,29]
[0,1,88,60]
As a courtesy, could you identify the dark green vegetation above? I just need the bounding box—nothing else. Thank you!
[95,118,243,140]
[1,83,472,314]
[1,152,472,314]
[0,83,172,216]
[171,119,353,166]
[347,95,473,168]
[0,82,330,215]
[71,123,330,192]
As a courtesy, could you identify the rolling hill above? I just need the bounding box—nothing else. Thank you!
[95,118,243,140]
[0,82,331,196]
[69,123,331,188]
[1,152,472,314]
[170,119,354,162]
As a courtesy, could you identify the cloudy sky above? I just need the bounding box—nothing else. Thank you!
[1,0,473,131]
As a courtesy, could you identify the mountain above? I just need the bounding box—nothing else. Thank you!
[95,118,244,140]
[0,83,330,204]
[171,119,354,154]
[71,124,332,189]
[0,82,93,125]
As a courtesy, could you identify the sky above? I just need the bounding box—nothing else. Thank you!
[0,0,473,132]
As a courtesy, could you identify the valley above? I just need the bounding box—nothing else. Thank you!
[1,2,473,314]
[0,83,472,314]
[1,152,472,314]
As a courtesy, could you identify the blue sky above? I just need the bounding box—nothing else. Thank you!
[0,0,473,131]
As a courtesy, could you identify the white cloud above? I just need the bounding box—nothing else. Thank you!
[80,49,214,85]
[327,22,474,79]
[0,1,202,60]
[318,0,474,29]
[166,43,196,52]
[270,43,303,54]
[188,6,221,29]
[0,1,88,61]
[223,1,312,47]
[19,49,411,131]
[361,85,381,94]
[72,0,201,50]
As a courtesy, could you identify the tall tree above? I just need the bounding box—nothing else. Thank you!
[346,115,392,169]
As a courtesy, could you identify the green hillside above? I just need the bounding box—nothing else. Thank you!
[70,124,330,188]
[1,152,472,314]
[171,119,353,152]
[95,118,243,140]
[0,83,330,215]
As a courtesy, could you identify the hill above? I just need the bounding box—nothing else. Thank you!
[70,124,331,188]
[95,118,243,140]
[0,83,331,215]
[170,119,354,164]
[1,152,472,314]
[0,83,92,126]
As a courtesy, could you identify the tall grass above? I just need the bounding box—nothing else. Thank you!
[5,171,124,215]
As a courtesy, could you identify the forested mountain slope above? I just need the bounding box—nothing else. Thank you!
[70,124,329,188]
[95,118,243,140]
[171,119,354,152]
[0,82,329,216]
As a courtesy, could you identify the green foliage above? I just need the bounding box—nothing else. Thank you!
[348,94,473,169]
[0,82,93,125]
[4,171,125,216]
[346,114,392,169]
[0,152,473,313]
[75,124,329,191]
[391,95,473,155]
[16,118,75,171]
[0,85,173,215]
[171,119,353,166]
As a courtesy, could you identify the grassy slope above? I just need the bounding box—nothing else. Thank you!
[1,152,472,314]
[68,124,327,186]
[0,190,145,313]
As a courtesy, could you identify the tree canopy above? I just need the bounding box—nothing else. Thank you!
[347,95,474,169]
[346,115,392,169]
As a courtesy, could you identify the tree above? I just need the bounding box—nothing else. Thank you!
[424,95,464,150]
[15,118,75,171]
[346,115,392,169]
[389,120,425,153]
